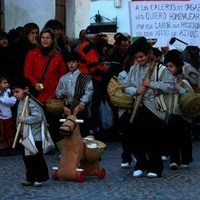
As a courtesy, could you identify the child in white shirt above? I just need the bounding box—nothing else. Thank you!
[0,76,17,149]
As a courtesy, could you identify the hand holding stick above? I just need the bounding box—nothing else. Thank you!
[129,61,156,123]
[12,95,29,148]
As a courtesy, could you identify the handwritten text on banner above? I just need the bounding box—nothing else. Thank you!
[129,1,200,47]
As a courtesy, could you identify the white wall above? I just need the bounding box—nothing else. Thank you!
[5,0,55,32]
[4,0,90,38]
[4,0,129,37]
[66,0,91,38]
[90,0,131,34]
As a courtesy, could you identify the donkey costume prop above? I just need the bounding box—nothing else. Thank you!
[51,107,106,182]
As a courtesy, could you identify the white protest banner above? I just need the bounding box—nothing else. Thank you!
[129,0,200,47]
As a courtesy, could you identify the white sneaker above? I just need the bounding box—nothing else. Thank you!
[121,162,130,168]
[169,163,178,170]
[146,172,158,178]
[161,156,168,161]
[133,170,144,177]
[21,180,32,186]
[180,164,189,169]
[33,182,43,187]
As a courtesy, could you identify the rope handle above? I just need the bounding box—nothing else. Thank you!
[181,79,194,92]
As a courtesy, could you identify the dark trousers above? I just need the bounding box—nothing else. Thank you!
[77,113,90,138]
[119,110,133,164]
[89,79,103,131]
[23,141,49,183]
[43,106,63,144]
[132,105,163,176]
[168,114,193,165]
[159,117,169,157]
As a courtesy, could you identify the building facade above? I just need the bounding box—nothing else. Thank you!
[0,0,130,38]
[0,0,91,38]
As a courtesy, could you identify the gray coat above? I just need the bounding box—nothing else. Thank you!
[123,62,175,121]
[17,98,46,141]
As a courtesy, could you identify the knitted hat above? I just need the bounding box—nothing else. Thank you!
[114,32,123,40]
[86,25,101,37]
[152,47,162,57]
[44,19,64,30]
[11,76,32,90]
[128,36,150,56]
[66,52,81,62]
[164,50,184,67]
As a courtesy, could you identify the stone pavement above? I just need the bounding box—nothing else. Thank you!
[1,138,200,200]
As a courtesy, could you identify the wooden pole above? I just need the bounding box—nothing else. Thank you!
[129,61,156,123]
[12,95,29,148]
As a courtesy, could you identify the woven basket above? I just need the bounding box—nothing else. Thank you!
[179,92,200,117]
[46,97,65,115]
[107,76,133,109]
[84,140,106,162]
[192,85,200,94]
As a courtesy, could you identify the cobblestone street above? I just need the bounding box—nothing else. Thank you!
[1,139,200,200]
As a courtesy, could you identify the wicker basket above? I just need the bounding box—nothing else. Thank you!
[192,85,200,94]
[179,92,200,117]
[107,76,134,109]
[84,140,106,162]
[46,97,65,115]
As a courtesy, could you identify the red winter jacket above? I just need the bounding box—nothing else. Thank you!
[77,40,106,81]
[24,47,66,103]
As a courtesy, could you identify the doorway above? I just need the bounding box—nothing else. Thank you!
[55,0,66,34]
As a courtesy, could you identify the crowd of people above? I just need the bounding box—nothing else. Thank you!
[0,19,200,186]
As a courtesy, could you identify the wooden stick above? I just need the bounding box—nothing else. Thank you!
[129,61,156,123]
[60,119,84,123]
[12,95,29,148]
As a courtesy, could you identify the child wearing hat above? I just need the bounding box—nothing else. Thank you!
[164,49,200,87]
[122,37,175,178]
[56,52,94,137]
[164,50,194,170]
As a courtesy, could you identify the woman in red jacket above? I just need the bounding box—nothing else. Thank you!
[24,28,67,145]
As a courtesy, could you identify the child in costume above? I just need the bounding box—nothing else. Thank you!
[56,52,93,137]
[53,52,106,181]
[164,50,194,170]
[123,37,175,178]
[12,76,54,186]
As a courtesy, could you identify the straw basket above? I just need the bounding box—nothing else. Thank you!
[179,92,200,117]
[107,76,133,109]
[192,85,200,94]
[46,97,65,115]
[84,140,106,162]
